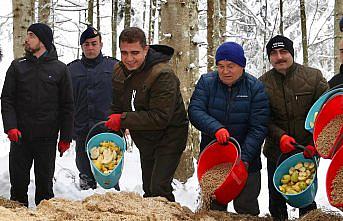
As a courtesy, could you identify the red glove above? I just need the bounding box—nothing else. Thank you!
[215,128,230,144]
[303,145,317,159]
[280,134,296,153]
[58,140,70,157]
[7,128,22,142]
[105,114,122,131]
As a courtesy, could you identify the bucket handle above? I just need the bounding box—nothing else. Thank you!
[205,137,242,168]
[85,121,126,152]
[276,143,319,174]
[292,143,320,174]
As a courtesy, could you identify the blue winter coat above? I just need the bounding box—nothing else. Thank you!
[68,53,118,139]
[188,71,270,172]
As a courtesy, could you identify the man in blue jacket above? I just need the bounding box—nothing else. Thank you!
[188,42,269,215]
[68,26,119,190]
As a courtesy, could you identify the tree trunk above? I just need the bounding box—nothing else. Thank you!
[207,0,226,72]
[96,0,100,30]
[334,0,343,74]
[13,0,35,58]
[188,0,200,160]
[149,0,157,44]
[160,0,199,182]
[112,0,118,57]
[219,0,226,43]
[207,1,215,72]
[38,0,51,24]
[124,0,131,28]
[300,0,308,65]
[88,0,94,25]
[279,0,283,35]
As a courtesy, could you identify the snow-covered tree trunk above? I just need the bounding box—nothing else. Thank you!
[88,0,94,25]
[279,0,283,34]
[96,0,100,31]
[207,0,226,72]
[207,1,215,72]
[300,0,308,65]
[13,0,35,58]
[112,0,118,57]
[124,0,131,28]
[160,0,199,182]
[38,0,51,24]
[188,0,200,160]
[334,0,343,73]
[148,0,157,44]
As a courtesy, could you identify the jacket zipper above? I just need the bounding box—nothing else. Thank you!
[281,77,291,133]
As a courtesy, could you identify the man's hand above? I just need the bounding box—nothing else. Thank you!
[58,140,70,157]
[303,145,317,159]
[7,128,21,142]
[215,128,230,144]
[280,134,296,153]
[105,114,122,131]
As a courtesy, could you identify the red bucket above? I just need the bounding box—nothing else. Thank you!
[326,144,343,209]
[197,137,248,205]
[313,94,343,159]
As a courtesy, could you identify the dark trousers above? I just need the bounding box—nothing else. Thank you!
[210,171,261,216]
[75,138,94,180]
[9,139,56,207]
[139,150,183,202]
[267,159,317,220]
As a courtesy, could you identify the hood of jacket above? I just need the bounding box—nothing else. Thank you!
[120,44,174,76]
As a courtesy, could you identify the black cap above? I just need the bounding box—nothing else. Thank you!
[80,26,101,45]
[27,23,53,51]
[340,17,343,32]
[266,35,294,60]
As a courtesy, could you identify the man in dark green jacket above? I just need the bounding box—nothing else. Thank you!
[259,35,328,221]
[105,27,188,202]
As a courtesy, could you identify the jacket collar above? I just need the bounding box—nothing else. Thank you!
[25,45,58,62]
[216,70,246,88]
[81,52,104,68]
[272,62,297,77]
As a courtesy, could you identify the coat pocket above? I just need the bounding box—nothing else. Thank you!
[295,91,313,116]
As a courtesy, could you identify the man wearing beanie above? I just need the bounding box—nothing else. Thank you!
[1,23,74,207]
[189,42,269,215]
[68,26,119,190]
[259,35,328,220]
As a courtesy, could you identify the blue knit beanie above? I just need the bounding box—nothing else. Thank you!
[215,42,246,68]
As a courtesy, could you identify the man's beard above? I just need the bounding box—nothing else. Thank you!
[24,43,40,54]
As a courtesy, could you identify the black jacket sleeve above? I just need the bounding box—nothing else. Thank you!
[58,66,74,141]
[1,61,18,132]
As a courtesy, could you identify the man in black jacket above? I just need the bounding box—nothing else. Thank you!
[68,26,119,190]
[329,39,343,88]
[1,23,74,207]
